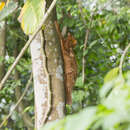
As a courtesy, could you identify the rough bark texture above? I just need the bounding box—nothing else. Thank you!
[0,21,6,81]
[30,32,49,129]
[30,1,65,129]
[44,7,65,121]
[29,1,48,128]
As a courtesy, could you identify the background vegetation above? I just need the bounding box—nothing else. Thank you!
[0,0,129,129]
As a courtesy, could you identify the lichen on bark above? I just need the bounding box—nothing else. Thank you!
[43,5,65,121]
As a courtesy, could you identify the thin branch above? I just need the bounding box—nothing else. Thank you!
[77,0,92,84]
[119,43,130,76]
[0,73,33,129]
[77,0,113,84]
[0,0,57,90]
[82,30,89,84]
[77,0,86,25]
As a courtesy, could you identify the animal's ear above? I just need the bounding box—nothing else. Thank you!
[72,38,77,47]
[67,32,77,47]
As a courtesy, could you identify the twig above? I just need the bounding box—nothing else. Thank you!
[77,0,113,84]
[77,0,92,84]
[119,43,130,76]
[0,73,33,129]
[77,0,86,25]
[40,31,51,124]
[82,30,89,84]
[0,0,57,90]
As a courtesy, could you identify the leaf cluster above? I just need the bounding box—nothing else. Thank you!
[42,70,130,130]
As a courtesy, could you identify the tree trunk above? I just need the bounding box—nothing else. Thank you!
[44,0,65,122]
[30,0,65,129]
[0,21,6,80]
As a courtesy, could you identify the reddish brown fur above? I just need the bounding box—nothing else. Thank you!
[55,21,77,105]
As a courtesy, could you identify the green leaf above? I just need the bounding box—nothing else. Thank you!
[83,40,98,56]
[104,67,119,83]
[65,108,97,130]
[0,1,18,21]
[41,119,66,130]
[23,106,32,113]
[18,0,45,34]
[88,40,98,49]
[75,76,83,87]
[72,90,86,103]
[83,49,88,56]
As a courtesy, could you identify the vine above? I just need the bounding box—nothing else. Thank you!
[40,30,51,124]
[0,73,33,129]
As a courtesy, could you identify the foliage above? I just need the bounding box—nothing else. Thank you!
[42,71,130,130]
[0,0,129,129]
[58,0,130,112]
[18,0,45,34]
[0,1,18,21]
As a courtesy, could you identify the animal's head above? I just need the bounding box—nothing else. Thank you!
[67,33,77,48]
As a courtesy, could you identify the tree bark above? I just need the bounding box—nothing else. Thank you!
[0,21,6,80]
[30,0,65,129]
[44,3,65,122]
